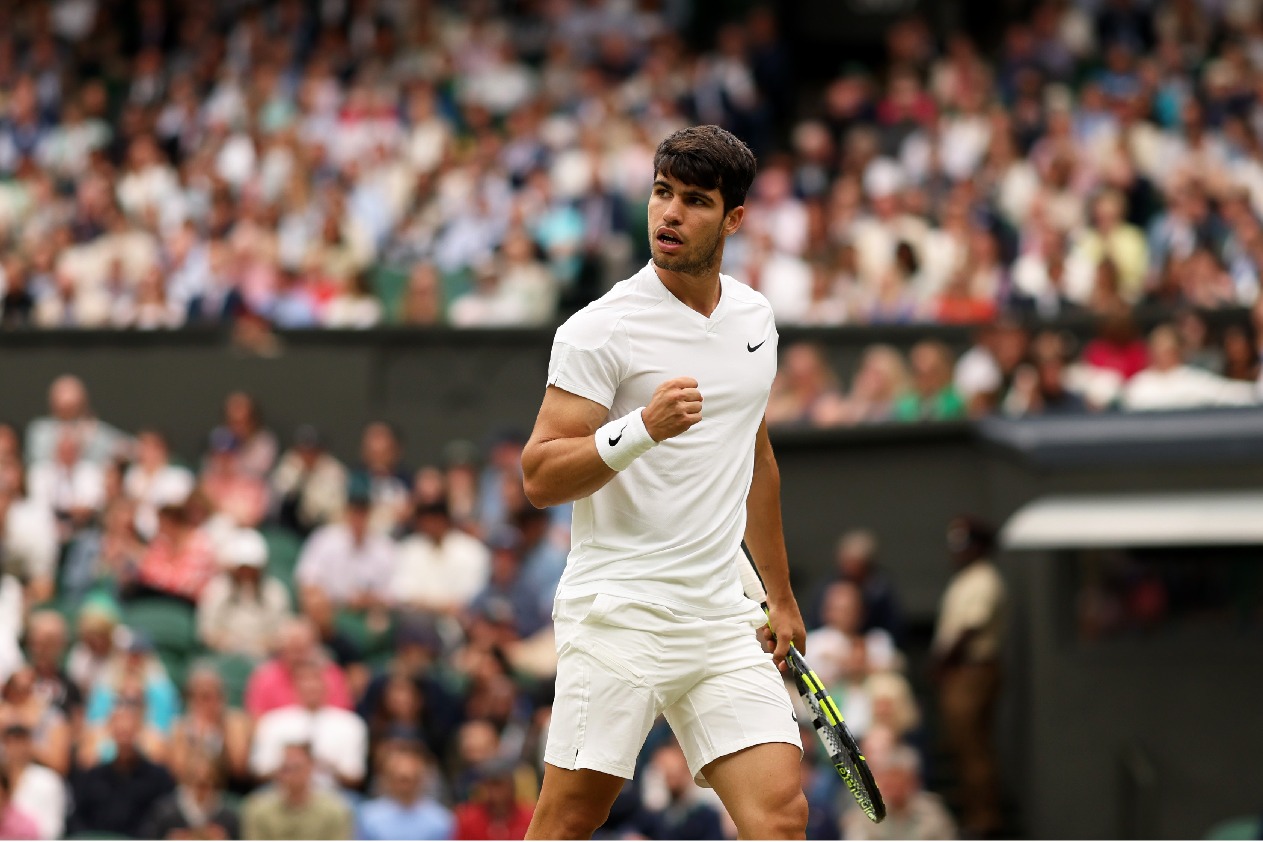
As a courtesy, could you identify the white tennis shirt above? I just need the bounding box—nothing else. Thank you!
[546,262,778,616]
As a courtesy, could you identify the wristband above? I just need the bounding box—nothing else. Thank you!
[595,407,657,471]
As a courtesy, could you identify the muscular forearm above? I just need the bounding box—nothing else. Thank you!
[522,434,617,508]
[744,448,793,606]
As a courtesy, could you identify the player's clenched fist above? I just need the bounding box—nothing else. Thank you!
[642,377,703,442]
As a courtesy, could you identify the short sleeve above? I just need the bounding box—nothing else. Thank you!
[546,320,629,409]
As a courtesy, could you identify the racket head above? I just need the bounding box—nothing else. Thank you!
[786,647,886,823]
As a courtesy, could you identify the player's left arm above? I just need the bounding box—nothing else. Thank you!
[744,416,807,669]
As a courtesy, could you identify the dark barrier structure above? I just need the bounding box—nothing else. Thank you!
[3,327,1261,838]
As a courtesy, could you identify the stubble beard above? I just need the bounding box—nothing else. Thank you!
[651,224,724,276]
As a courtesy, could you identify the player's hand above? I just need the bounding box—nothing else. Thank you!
[764,599,807,673]
[642,377,703,441]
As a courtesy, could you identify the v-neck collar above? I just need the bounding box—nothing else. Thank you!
[645,262,730,329]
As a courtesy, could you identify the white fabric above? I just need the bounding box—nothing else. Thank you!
[0,574,23,683]
[11,762,66,840]
[124,464,195,538]
[1,499,59,582]
[595,408,656,472]
[1122,366,1259,411]
[27,460,105,513]
[295,522,397,604]
[391,530,491,609]
[545,263,777,615]
[933,561,1006,662]
[250,704,368,788]
[544,594,799,785]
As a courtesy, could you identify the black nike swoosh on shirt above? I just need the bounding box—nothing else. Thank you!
[608,424,628,446]
[747,339,767,352]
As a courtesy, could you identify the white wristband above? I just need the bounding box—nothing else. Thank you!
[595,407,658,471]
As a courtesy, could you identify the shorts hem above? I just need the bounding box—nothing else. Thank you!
[689,732,804,786]
[543,752,637,781]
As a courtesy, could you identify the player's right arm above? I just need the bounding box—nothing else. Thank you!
[522,378,702,508]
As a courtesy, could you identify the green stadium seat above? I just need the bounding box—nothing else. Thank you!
[371,265,411,322]
[1205,816,1261,840]
[123,598,196,652]
[335,609,394,663]
[260,526,304,602]
[205,651,259,708]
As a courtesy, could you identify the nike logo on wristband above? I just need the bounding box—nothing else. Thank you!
[747,339,767,352]
[608,425,628,446]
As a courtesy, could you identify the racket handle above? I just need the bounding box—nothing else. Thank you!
[739,556,769,605]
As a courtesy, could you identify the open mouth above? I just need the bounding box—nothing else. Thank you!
[657,230,683,248]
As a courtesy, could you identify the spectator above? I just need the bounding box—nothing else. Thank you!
[212,392,279,479]
[241,743,353,841]
[452,758,534,841]
[243,617,354,718]
[892,340,967,421]
[250,659,368,790]
[766,343,849,428]
[392,500,491,618]
[69,702,176,839]
[294,484,396,612]
[642,740,726,840]
[1,723,65,840]
[66,597,122,696]
[1222,324,1260,384]
[805,581,902,688]
[139,750,241,841]
[21,611,83,721]
[1006,330,1091,416]
[197,528,293,659]
[0,483,57,605]
[26,430,106,542]
[930,516,1006,838]
[271,425,348,537]
[837,344,909,424]
[356,743,455,840]
[124,428,195,539]
[200,429,271,530]
[1122,324,1258,410]
[842,746,957,840]
[131,501,218,604]
[0,576,20,686]
[468,527,549,639]
[0,666,71,777]
[0,769,39,842]
[807,529,903,641]
[83,632,180,742]
[167,665,251,785]
[1081,307,1149,382]
[351,422,412,536]
[24,375,130,467]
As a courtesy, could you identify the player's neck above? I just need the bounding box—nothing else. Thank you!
[653,264,722,318]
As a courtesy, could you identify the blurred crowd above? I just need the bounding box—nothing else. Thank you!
[2,0,1263,332]
[767,298,1263,428]
[0,374,957,840]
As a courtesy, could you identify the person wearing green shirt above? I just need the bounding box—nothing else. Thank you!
[892,340,967,422]
[242,743,352,840]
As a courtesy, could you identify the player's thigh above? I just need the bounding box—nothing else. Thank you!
[663,658,802,787]
[544,629,660,780]
[528,762,627,838]
[701,741,807,833]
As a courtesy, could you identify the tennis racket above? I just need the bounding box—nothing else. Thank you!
[739,557,886,824]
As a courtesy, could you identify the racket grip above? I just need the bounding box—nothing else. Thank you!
[739,557,769,605]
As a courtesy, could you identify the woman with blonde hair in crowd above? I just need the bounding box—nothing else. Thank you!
[838,344,910,424]
[765,342,851,428]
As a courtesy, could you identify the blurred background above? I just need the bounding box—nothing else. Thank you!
[0,0,1262,839]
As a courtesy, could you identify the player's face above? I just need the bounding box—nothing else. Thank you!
[648,173,743,276]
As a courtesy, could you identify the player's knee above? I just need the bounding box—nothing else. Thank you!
[534,791,612,837]
[771,790,810,838]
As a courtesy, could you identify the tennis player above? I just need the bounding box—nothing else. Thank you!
[521,125,809,839]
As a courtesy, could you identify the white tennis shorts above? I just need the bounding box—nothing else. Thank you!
[543,593,802,786]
